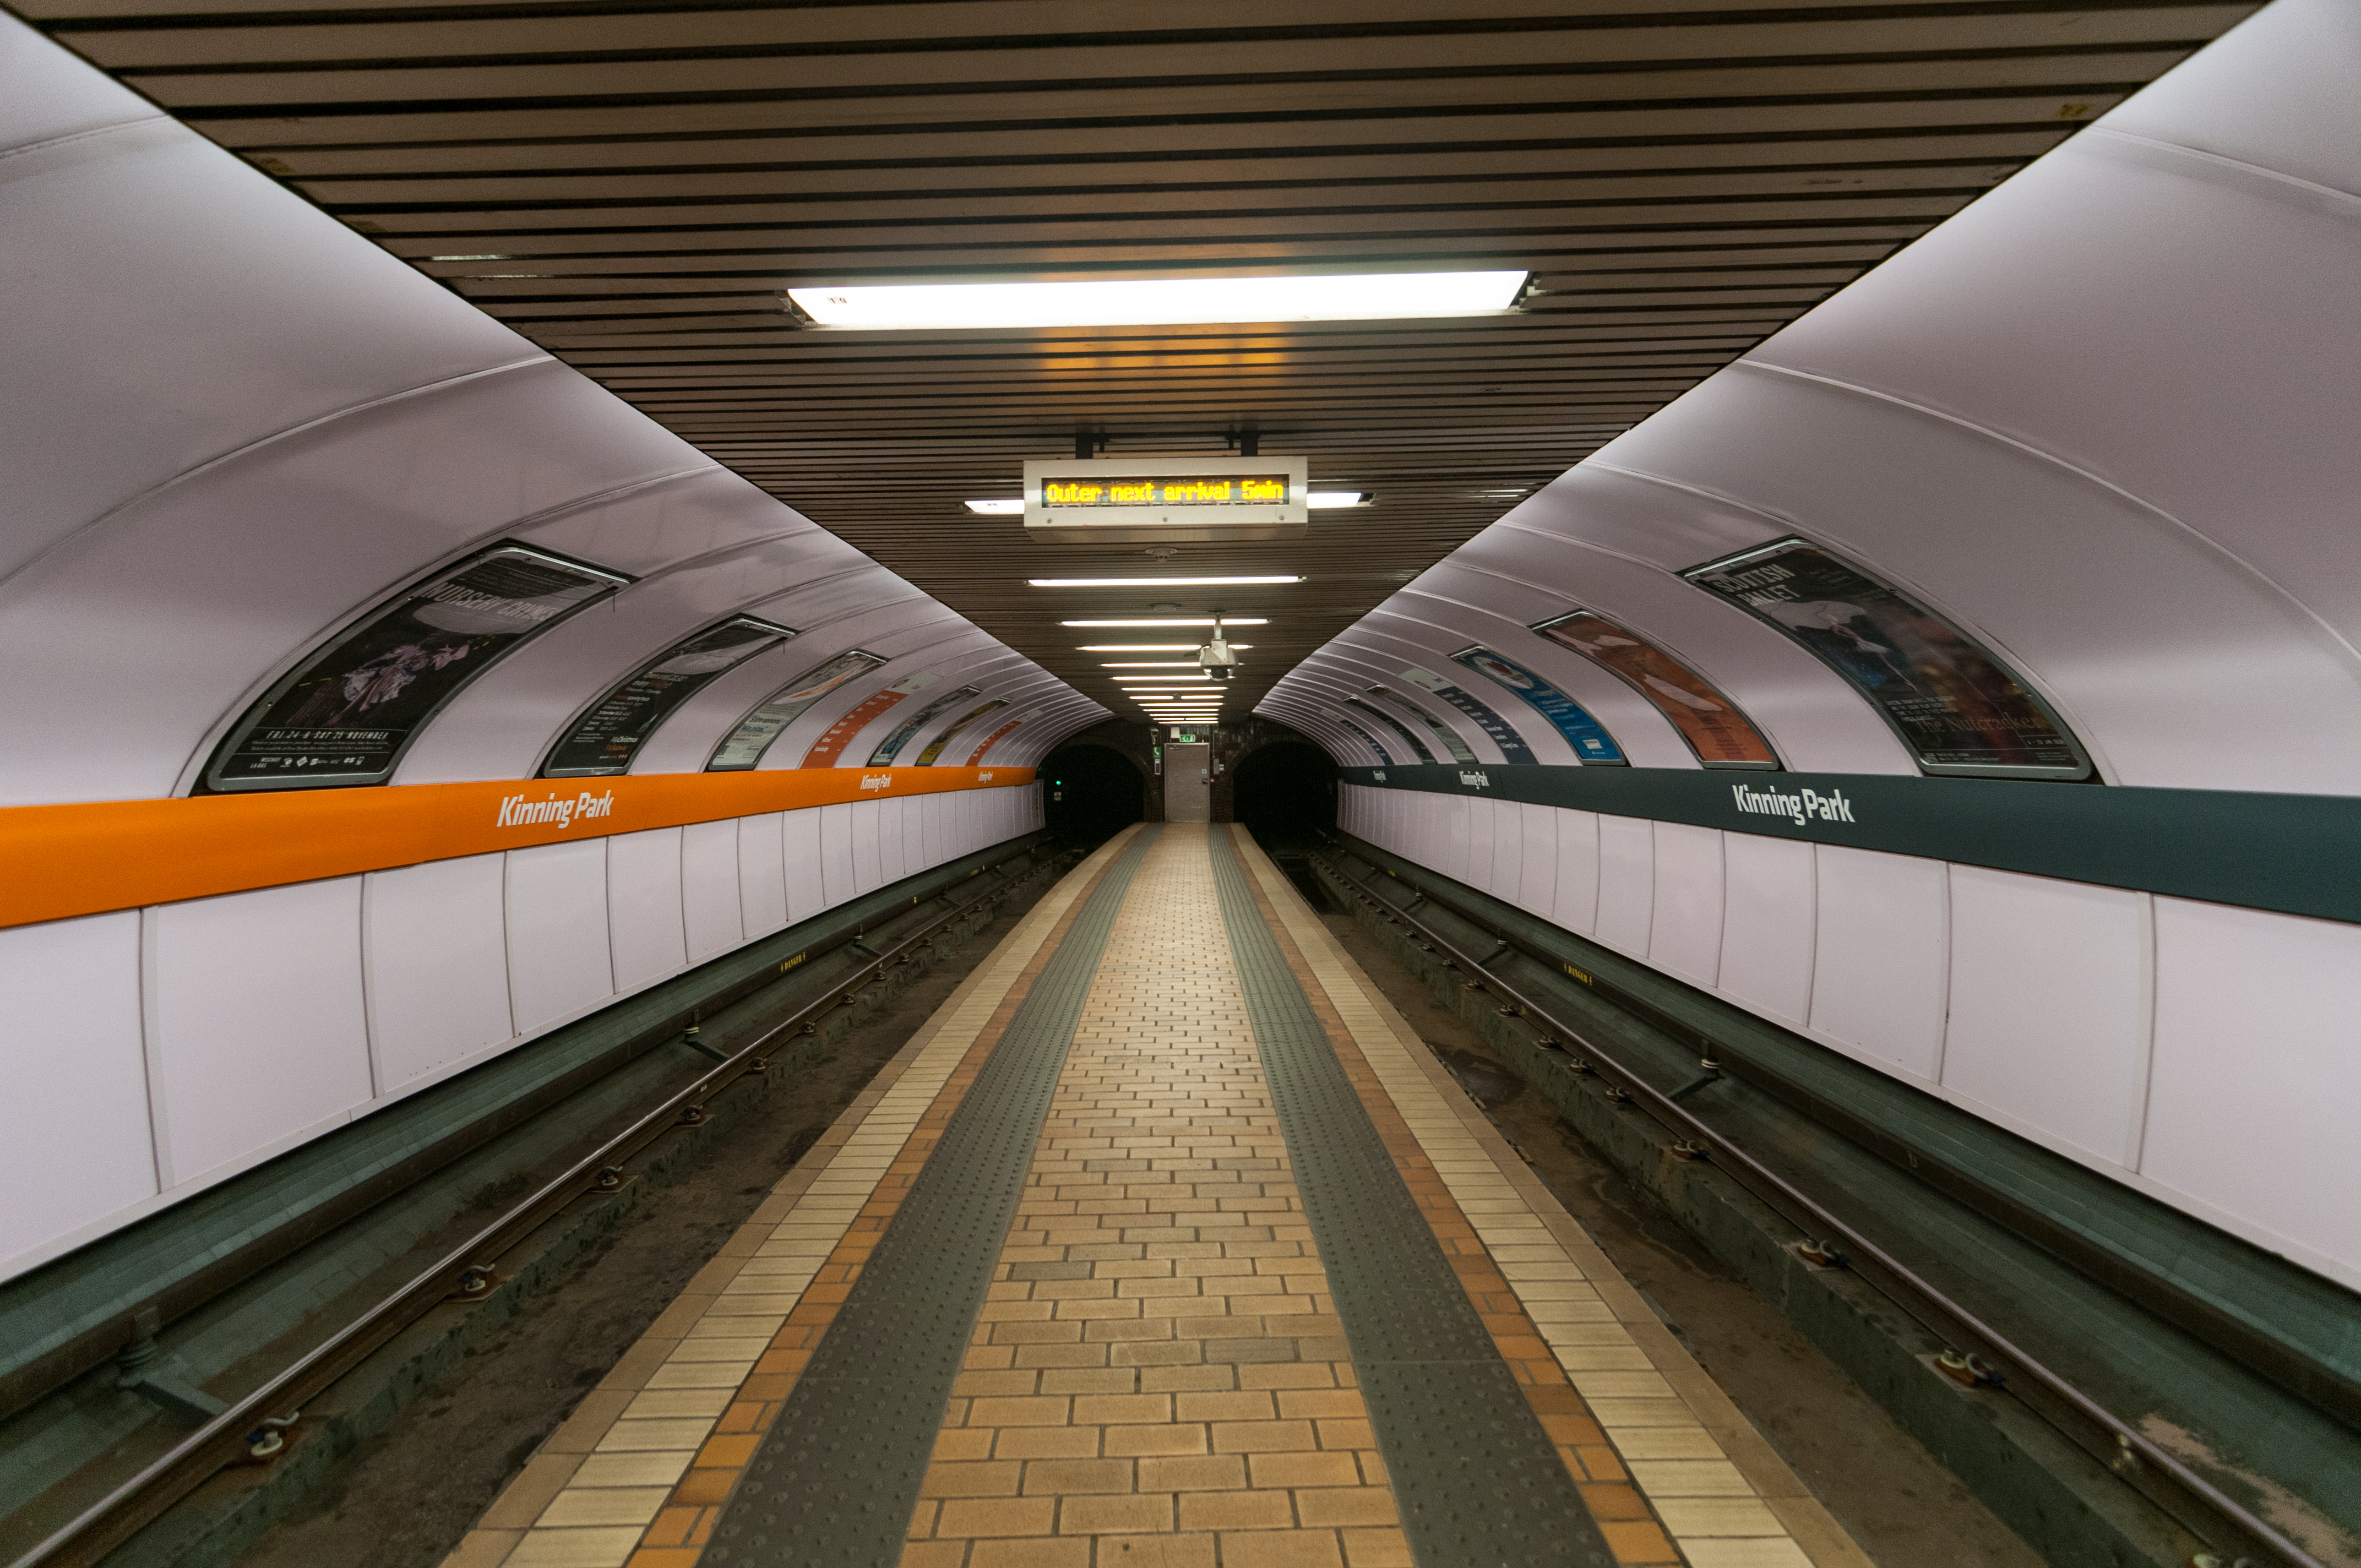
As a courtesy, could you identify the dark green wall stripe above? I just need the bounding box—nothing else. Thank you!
[704,829,1157,1567]
[1342,764,2361,924]
[1208,832,1613,1567]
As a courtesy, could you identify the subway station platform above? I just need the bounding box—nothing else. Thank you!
[440,826,1870,1568]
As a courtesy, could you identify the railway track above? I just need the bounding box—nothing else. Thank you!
[1,834,1075,1568]
[1309,834,2355,1568]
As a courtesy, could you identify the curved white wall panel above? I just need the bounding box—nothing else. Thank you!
[680,819,745,964]
[1283,1,2361,1283]
[737,812,790,939]
[607,827,689,993]
[504,839,617,1036]
[0,912,153,1265]
[148,878,373,1188]
[1716,835,1816,1029]
[1940,868,2151,1167]
[1805,847,1951,1085]
[365,853,515,1092]
[2144,899,2361,1280]
[0,17,1091,1280]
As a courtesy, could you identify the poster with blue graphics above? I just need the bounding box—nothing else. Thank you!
[1395,666,1538,764]
[1322,706,1394,765]
[1447,646,1626,765]
[1345,696,1434,763]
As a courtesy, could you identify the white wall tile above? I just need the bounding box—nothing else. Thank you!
[919,792,944,869]
[505,839,614,1035]
[852,798,884,894]
[2143,899,2361,1277]
[1517,803,1558,920]
[820,802,857,906]
[1551,808,1600,934]
[783,808,824,923]
[1717,834,1815,1026]
[1809,846,1949,1081]
[1942,867,2148,1167]
[1593,814,1655,955]
[149,878,372,1185]
[1462,797,1494,892]
[680,818,742,962]
[607,826,687,992]
[1442,795,1472,884]
[365,853,513,1091]
[1492,799,1525,907]
[881,796,911,884]
[0,911,156,1272]
[1649,823,1724,986]
[736,811,788,938]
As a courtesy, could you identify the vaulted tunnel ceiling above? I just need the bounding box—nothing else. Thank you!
[21,0,2256,721]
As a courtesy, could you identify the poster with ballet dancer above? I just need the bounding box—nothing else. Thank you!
[1682,538,2088,778]
[205,545,627,792]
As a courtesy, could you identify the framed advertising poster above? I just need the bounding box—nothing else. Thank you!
[1343,697,1433,763]
[867,683,981,765]
[966,707,1041,765]
[1683,538,2090,778]
[542,616,795,777]
[1527,613,1775,769]
[1321,705,1395,765]
[706,649,888,771]
[915,699,1006,765]
[803,669,940,766]
[1397,666,1538,764]
[203,543,629,793]
[1446,646,1625,765]
[1367,686,1479,764]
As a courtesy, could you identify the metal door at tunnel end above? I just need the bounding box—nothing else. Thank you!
[1164,743,1210,822]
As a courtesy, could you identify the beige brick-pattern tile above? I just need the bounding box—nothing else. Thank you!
[905,827,1370,1568]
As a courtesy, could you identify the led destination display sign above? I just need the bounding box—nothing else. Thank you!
[1041,475,1290,508]
[1024,454,1308,543]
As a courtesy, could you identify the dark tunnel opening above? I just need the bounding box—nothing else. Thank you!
[1233,741,1340,911]
[1041,744,1145,853]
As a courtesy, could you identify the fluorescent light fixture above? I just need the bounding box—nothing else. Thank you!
[1080,644,1252,652]
[964,498,1024,514]
[787,270,1528,331]
[1063,618,1269,628]
[1101,661,1200,667]
[1031,575,1300,589]
[1306,492,1372,509]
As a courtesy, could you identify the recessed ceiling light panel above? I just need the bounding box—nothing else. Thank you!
[787,270,1527,330]
[1031,576,1299,588]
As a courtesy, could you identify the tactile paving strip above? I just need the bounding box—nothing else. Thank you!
[701,829,1159,1566]
[1208,833,1615,1567]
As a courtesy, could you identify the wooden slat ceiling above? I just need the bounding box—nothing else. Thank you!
[25,0,2256,722]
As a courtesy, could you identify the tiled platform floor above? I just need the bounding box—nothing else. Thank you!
[442,826,1868,1568]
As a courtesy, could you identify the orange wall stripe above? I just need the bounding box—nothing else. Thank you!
[0,766,1035,931]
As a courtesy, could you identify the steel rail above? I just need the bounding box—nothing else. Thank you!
[11,843,1069,1568]
[1313,845,2325,1568]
